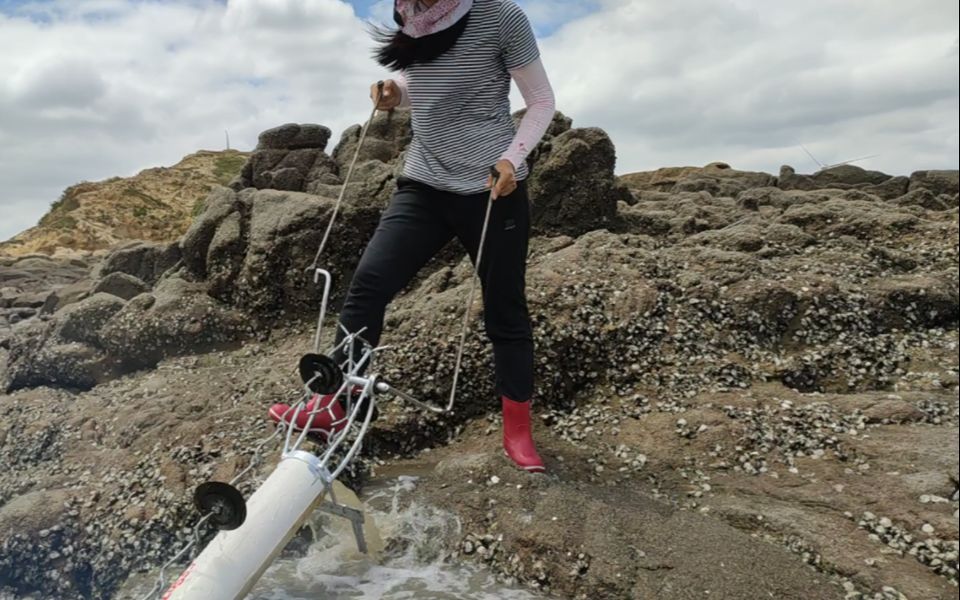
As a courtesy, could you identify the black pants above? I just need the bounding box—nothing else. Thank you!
[333,176,534,401]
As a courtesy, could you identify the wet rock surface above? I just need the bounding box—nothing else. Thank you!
[0,255,95,350]
[416,435,845,600]
[183,187,384,315]
[90,273,150,301]
[0,119,957,599]
[2,272,253,392]
[2,322,953,599]
[98,241,181,287]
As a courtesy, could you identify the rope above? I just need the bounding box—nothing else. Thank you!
[309,81,386,271]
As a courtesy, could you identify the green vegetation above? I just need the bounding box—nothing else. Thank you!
[51,215,77,230]
[20,151,250,250]
[192,197,207,217]
[122,186,163,207]
[42,182,87,225]
[213,153,247,185]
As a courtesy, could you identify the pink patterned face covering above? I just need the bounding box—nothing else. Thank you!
[394,0,473,38]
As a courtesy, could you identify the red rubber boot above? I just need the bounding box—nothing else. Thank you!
[268,393,347,439]
[502,396,545,473]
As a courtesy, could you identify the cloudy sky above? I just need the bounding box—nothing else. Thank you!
[1,0,957,242]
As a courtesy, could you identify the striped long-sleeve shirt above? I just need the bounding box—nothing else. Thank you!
[397,0,547,194]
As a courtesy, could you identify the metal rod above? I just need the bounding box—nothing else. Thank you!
[446,165,500,412]
[311,268,333,353]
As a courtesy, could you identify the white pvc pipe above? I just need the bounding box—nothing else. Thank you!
[162,451,330,600]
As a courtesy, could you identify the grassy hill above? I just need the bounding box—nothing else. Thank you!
[0,149,249,257]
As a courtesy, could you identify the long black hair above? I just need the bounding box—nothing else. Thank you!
[371,7,470,71]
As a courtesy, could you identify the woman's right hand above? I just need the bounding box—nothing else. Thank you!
[370,79,402,110]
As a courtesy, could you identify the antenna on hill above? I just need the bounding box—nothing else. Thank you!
[799,145,879,173]
[225,130,231,150]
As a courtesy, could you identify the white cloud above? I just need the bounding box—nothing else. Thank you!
[537,0,959,174]
[10,57,108,108]
[1,0,958,244]
[1,0,385,242]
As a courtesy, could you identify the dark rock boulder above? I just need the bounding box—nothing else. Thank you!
[3,277,249,391]
[622,164,776,196]
[331,110,412,170]
[231,115,414,215]
[205,210,245,299]
[526,127,631,236]
[621,192,744,239]
[617,205,676,236]
[229,189,382,314]
[180,186,247,278]
[53,293,126,346]
[253,149,322,191]
[810,164,893,187]
[683,222,814,254]
[0,255,94,320]
[306,111,415,206]
[0,255,91,288]
[777,165,817,191]
[683,222,767,253]
[723,279,800,339]
[2,320,114,391]
[232,123,336,193]
[680,220,816,252]
[308,160,397,209]
[40,280,94,315]
[0,255,96,349]
[779,164,918,202]
[256,122,331,151]
[866,274,959,330]
[893,188,957,211]
[861,175,910,200]
[99,276,249,371]
[778,199,919,239]
[178,186,385,316]
[99,241,181,286]
[91,272,149,301]
[736,187,790,211]
[2,291,48,309]
[909,169,959,198]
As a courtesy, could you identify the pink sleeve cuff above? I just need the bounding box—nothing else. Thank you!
[501,57,556,170]
[394,71,411,108]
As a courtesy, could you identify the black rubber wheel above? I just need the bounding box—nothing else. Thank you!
[193,482,247,530]
[298,353,343,394]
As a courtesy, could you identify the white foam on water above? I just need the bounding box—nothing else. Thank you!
[247,476,540,600]
[255,561,538,600]
[118,476,540,600]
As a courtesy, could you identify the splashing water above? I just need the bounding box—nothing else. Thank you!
[118,476,541,600]
[250,476,540,599]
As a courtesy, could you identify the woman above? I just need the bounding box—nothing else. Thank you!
[270,0,556,472]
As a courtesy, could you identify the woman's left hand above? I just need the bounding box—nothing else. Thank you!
[487,159,517,200]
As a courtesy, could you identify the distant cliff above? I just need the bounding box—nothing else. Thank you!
[0,149,249,257]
